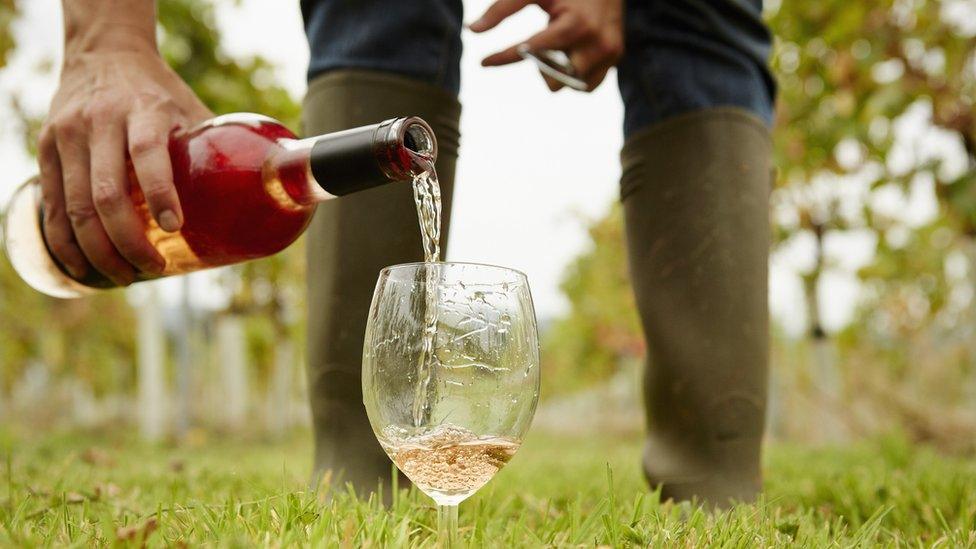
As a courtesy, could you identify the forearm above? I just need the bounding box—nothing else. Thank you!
[62,0,157,55]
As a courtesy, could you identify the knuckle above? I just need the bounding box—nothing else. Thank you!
[133,91,177,114]
[601,36,624,59]
[131,92,156,110]
[82,97,120,125]
[129,132,165,157]
[141,181,175,205]
[38,125,56,149]
[577,16,596,36]
[65,201,98,226]
[91,182,123,212]
[557,22,577,41]
[53,114,84,139]
[558,13,582,38]
[41,196,65,221]
[80,104,98,124]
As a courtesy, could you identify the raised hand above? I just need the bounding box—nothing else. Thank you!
[470,0,624,92]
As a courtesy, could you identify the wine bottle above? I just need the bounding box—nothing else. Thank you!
[2,113,436,298]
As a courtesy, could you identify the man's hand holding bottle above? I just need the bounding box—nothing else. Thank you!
[40,0,211,286]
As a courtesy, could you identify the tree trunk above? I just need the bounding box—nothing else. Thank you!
[137,286,167,441]
[803,224,845,442]
[174,276,194,439]
[216,314,248,431]
[266,339,294,436]
[966,239,976,409]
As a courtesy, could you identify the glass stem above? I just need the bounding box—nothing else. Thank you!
[437,504,458,548]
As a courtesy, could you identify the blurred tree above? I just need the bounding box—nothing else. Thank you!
[541,206,643,395]
[0,0,15,66]
[770,0,976,446]
[770,0,974,337]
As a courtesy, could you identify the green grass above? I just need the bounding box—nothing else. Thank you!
[0,428,974,547]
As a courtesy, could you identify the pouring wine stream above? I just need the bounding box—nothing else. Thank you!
[364,145,540,548]
[409,153,442,428]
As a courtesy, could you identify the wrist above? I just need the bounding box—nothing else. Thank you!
[62,1,158,55]
[65,30,158,57]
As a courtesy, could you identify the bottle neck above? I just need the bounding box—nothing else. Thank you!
[269,117,437,207]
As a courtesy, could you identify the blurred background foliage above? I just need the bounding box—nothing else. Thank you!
[0,0,974,448]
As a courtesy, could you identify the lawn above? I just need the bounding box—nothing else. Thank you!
[0,428,974,547]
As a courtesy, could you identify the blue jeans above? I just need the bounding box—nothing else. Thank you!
[301,0,775,138]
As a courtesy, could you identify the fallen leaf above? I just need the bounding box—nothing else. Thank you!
[65,492,86,504]
[184,428,209,447]
[81,447,115,467]
[116,517,158,543]
[94,483,121,500]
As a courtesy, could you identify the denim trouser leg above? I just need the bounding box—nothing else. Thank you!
[303,0,774,133]
[301,0,463,95]
[617,0,775,137]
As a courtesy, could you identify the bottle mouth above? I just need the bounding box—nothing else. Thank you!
[396,117,437,160]
[404,123,435,157]
[374,116,438,180]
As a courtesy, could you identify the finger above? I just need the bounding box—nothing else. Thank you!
[481,14,581,67]
[583,65,611,91]
[37,127,89,280]
[56,126,136,286]
[540,72,565,92]
[570,47,615,91]
[469,0,532,32]
[90,119,166,274]
[127,109,183,232]
[572,29,624,88]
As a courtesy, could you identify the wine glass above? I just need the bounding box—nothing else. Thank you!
[363,262,540,546]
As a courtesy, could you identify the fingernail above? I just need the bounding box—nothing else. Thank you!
[468,18,486,31]
[115,273,136,287]
[66,263,87,281]
[158,210,181,232]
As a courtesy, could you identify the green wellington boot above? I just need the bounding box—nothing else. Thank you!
[621,108,772,508]
[302,70,460,494]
